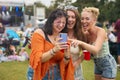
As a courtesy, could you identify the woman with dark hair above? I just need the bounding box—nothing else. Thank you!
[27,9,74,80]
[114,19,120,69]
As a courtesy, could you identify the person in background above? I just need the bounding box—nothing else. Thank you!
[114,19,120,70]
[0,23,6,45]
[64,5,86,80]
[20,22,24,31]
[18,47,29,61]
[22,23,33,47]
[0,23,5,33]
[108,22,115,33]
[107,29,117,56]
[69,7,117,80]
[0,49,8,62]
[27,9,74,80]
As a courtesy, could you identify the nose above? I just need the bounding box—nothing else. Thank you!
[68,17,73,21]
[81,19,86,23]
[59,22,65,27]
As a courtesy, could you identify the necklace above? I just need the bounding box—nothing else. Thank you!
[48,35,57,43]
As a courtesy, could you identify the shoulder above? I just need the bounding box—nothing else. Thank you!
[34,28,45,38]
[96,26,108,40]
[96,26,106,34]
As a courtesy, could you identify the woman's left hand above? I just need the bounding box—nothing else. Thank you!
[68,39,81,47]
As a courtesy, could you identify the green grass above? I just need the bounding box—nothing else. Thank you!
[0,61,29,80]
[0,60,120,80]
[0,46,120,80]
[82,60,94,80]
[82,60,120,80]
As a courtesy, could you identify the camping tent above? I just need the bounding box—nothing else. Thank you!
[0,0,35,6]
[0,0,24,6]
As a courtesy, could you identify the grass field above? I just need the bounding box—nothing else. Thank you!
[0,46,120,80]
[0,59,120,80]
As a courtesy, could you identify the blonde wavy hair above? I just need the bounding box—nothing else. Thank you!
[82,7,100,19]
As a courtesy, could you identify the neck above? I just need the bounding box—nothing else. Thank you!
[88,26,97,35]
[52,31,59,37]
[68,29,75,39]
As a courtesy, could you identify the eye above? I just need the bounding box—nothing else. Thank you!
[81,17,84,20]
[86,17,90,20]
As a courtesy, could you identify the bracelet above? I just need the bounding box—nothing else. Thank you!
[52,48,56,53]
[50,49,55,56]
[64,56,70,60]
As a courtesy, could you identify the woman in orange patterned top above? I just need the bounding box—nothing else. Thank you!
[27,9,75,80]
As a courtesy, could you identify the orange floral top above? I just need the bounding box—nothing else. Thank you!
[30,33,75,80]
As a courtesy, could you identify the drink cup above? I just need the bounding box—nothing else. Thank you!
[83,50,91,61]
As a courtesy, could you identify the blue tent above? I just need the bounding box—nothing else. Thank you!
[6,29,20,45]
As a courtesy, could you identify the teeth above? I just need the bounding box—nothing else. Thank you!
[83,23,88,27]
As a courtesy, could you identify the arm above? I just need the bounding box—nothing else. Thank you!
[63,47,71,64]
[33,29,69,63]
[70,28,106,54]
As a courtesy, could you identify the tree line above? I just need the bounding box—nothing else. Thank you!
[26,0,120,24]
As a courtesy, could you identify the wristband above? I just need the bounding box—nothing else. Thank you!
[50,49,55,56]
[64,56,70,60]
[52,48,56,53]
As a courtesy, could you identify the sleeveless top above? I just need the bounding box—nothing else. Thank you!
[93,41,110,58]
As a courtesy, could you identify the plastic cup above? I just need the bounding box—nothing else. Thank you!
[83,50,91,61]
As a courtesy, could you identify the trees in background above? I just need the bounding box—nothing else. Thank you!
[47,0,120,24]
[26,0,120,25]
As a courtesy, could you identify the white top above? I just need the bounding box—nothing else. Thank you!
[108,32,117,43]
[70,45,84,80]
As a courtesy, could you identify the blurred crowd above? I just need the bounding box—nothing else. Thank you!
[0,17,120,67]
[0,22,36,62]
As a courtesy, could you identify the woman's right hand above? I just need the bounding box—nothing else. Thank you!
[53,37,69,53]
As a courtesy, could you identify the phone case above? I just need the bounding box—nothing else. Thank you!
[59,33,67,42]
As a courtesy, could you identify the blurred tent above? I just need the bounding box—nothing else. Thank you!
[6,29,20,40]
[0,0,35,6]
[0,0,24,6]
[0,0,35,26]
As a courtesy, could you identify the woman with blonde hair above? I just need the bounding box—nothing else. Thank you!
[69,7,117,80]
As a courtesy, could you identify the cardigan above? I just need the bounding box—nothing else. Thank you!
[30,32,75,80]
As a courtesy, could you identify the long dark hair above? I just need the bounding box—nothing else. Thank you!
[66,9,87,42]
[43,9,68,35]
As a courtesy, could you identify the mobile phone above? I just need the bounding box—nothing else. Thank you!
[59,33,67,42]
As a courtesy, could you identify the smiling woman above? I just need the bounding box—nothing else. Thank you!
[69,7,117,80]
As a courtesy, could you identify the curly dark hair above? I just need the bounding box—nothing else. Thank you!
[65,9,87,42]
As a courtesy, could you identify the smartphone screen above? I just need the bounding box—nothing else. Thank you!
[59,33,67,42]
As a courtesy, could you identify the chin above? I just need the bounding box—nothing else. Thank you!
[83,28,87,31]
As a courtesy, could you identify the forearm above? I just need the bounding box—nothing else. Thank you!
[41,48,56,63]
[80,41,99,54]
[64,49,71,64]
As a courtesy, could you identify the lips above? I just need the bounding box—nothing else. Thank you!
[82,23,88,30]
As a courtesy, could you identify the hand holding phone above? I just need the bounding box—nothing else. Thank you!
[59,33,67,42]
